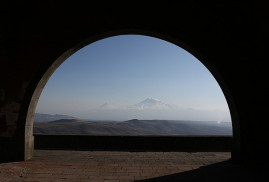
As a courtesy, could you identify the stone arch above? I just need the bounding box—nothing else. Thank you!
[24,29,239,160]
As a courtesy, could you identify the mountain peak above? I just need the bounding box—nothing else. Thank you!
[144,97,161,102]
[133,98,177,110]
[99,102,118,109]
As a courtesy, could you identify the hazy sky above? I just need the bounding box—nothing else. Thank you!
[36,35,231,122]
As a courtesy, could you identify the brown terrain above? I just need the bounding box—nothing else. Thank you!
[34,119,232,135]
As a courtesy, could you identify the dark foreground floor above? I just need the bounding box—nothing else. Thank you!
[0,150,267,182]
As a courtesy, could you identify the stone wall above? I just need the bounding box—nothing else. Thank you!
[34,134,232,152]
[0,2,269,164]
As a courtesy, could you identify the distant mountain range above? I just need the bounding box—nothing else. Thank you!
[74,98,231,122]
[35,97,231,124]
[34,119,232,135]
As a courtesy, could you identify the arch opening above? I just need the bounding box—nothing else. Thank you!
[25,31,237,160]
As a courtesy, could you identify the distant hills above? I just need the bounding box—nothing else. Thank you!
[34,119,232,135]
[34,113,77,122]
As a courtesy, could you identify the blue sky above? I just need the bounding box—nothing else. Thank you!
[36,35,231,122]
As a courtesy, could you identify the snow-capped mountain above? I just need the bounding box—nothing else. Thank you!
[74,98,230,121]
[131,98,178,110]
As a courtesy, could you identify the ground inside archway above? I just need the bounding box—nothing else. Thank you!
[0,150,234,181]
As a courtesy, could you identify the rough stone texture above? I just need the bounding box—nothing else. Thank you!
[0,150,231,182]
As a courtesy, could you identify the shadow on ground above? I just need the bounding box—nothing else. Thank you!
[135,160,268,182]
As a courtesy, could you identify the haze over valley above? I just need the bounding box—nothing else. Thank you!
[34,98,232,136]
[36,98,230,122]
